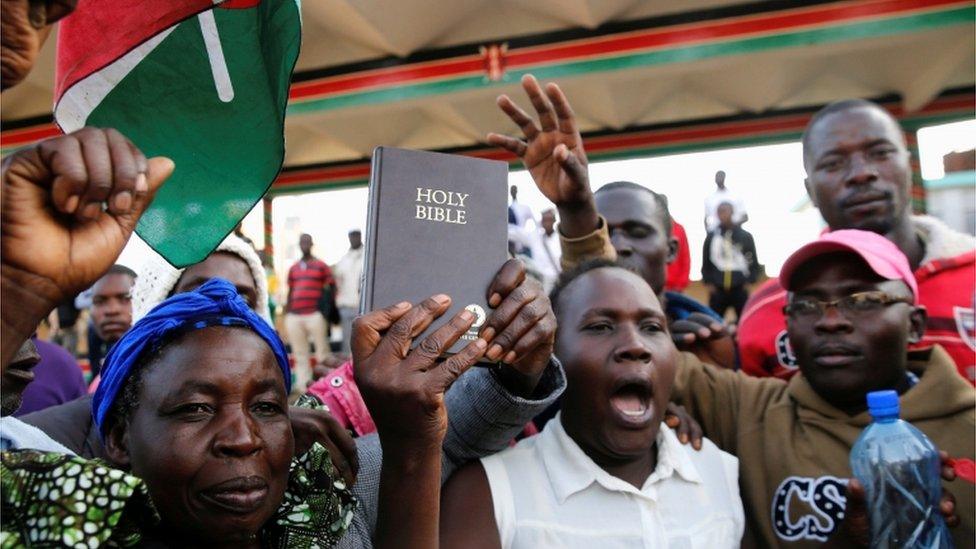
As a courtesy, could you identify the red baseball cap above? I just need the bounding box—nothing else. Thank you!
[780,229,918,303]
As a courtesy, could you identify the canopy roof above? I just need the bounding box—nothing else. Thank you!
[2,0,973,195]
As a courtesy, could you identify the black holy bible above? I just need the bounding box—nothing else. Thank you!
[361,146,509,357]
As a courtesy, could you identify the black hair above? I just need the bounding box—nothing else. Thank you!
[801,99,896,163]
[549,258,641,319]
[106,264,137,279]
[106,340,169,436]
[595,181,673,237]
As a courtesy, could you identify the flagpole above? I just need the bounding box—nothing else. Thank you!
[198,10,235,102]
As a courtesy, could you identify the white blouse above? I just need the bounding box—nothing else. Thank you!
[481,414,744,548]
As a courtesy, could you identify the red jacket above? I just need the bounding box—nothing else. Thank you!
[738,216,976,383]
[665,219,691,292]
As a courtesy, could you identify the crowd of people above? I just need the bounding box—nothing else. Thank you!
[1,3,974,548]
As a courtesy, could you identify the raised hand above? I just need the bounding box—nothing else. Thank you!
[2,128,173,366]
[489,74,598,238]
[479,259,556,397]
[351,296,489,549]
[351,296,488,448]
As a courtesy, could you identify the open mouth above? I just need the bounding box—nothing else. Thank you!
[609,379,654,427]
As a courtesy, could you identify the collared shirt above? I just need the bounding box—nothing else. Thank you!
[287,258,334,314]
[481,413,744,548]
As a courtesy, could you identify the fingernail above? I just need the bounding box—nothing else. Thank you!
[113,192,132,212]
[504,351,517,363]
[432,294,450,305]
[680,434,689,444]
[135,173,147,193]
[487,344,503,361]
[395,301,410,309]
[460,310,475,322]
[64,195,80,214]
[489,293,501,307]
[82,202,101,219]
[480,327,496,341]
[473,338,488,351]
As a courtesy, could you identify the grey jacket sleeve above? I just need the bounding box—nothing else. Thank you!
[334,357,566,548]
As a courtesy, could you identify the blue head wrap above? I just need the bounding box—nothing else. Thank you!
[92,278,291,436]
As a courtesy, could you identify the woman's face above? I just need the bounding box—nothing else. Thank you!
[554,267,678,462]
[114,327,293,545]
[174,252,258,310]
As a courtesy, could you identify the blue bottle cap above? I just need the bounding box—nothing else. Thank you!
[867,390,900,417]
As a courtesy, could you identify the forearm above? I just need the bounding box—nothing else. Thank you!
[374,444,443,549]
[1,265,59,366]
[441,359,565,481]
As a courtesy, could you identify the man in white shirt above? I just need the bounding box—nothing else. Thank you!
[440,261,744,548]
[332,229,364,354]
[522,209,562,292]
[704,170,748,231]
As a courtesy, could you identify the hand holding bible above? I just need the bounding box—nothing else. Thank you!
[480,259,557,397]
[351,296,488,450]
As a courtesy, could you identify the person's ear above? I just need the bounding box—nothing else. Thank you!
[907,305,927,344]
[104,420,132,468]
[666,236,678,265]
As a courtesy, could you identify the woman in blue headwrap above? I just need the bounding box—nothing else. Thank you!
[3,278,356,547]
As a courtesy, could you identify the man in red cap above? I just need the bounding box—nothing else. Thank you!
[668,229,973,547]
[738,99,975,383]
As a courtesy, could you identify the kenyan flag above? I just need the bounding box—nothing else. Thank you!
[54,0,301,267]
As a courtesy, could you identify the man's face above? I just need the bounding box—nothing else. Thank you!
[717,203,734,228]
[348,231,362,250]
[786,253,924,412]
[299,234,313,256]
[804,107,912,235]
[174,252,258,311]
[555,267,678,462]
[540,211,556,234]
[595,187,677,295]
[1,339,41,416]
[92,273,134,343]
[715,171,726,189]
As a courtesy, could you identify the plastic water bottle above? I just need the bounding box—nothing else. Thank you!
[850,390,952,548]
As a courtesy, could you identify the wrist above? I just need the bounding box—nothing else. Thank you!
[492,362,544,399]
[2,265,61,363]
[556,200,600,239]
[380,437,442,471]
